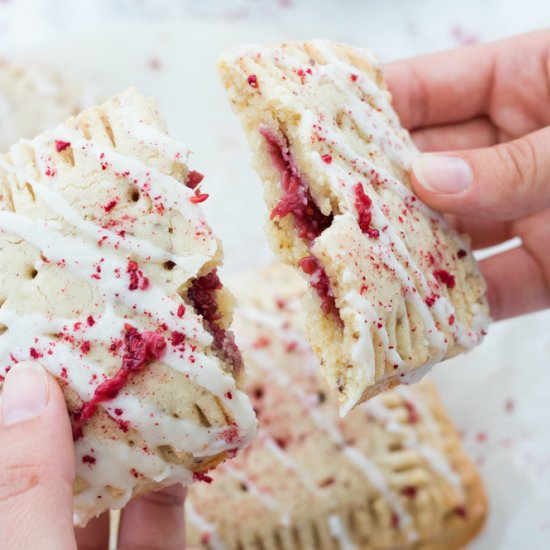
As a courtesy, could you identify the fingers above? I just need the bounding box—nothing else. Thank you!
[412,117,499,152]
[410,126,550,221]
[384,41,496,129]
[0,362,76,549]
[481,245,550,320]
[385,29,550,131]
[74,512,109,550]
[117,484,186,550]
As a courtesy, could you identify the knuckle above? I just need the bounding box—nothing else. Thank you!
[499,138,539,190]
[0,462,46,503]
[407,64,431,129]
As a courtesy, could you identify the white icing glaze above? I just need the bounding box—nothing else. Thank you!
[223,464,279,512]
[0,91,257,523]
[186,501,228,550]
[260,430,322,497]
[342,446,417,543]
[328,515,359,550]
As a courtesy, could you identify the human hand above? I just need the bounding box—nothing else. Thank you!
[385,30,550,321]
[0,361,186,550]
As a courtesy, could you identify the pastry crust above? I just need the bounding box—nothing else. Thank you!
[0,58,92,152]
[186,264,487,550]
[218,41,490,413]
[0,89,257,525]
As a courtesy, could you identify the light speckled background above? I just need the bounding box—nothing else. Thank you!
[1,1,550,548]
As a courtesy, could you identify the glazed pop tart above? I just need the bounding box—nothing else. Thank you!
[218,41,490,413]
[0,89,257,525]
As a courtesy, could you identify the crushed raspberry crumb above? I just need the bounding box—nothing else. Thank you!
[185,170,204,189]
[319,477,335,488]
[354,183,378,238]
[176,304,185,318]
[434,269,456,289]
[402,486,417,498]
[104,199,118,212]
[225,391,233,400]
[425,293,439,307]
[82,455,96,465]
[448,314,455,326]
[247,74,258,88]
[475,432,487,443]
[190,193,209,204]
[219,424,239,445]
[321,154,332,164]
[252,335,270,349]
[260,127,333,243]
[350,74,358,82]
[171,331,185,346]
[193,471,213,484]
[80,341,91,355]
[457,249,467,259]
[72,325,166,440]
[286,341,298,353]
[29,347,42,360]
[454,506,468,519]
[86,315,96,327]
[127,260,150,291]
[55,140,71,153]
[391,513,400,528]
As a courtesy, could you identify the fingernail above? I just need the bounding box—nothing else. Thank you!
[412,154,472,194]
[2,361,49,425]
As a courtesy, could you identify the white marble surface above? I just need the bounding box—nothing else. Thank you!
[1,1,550,548]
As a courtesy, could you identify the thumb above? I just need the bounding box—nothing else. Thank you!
[0,361,76,549]
[410,126,550,220]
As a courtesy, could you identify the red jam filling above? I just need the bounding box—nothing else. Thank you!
[73,325,166,440]
[261,127,343,325]
[260,127,333,244]
[299,256,340,321]
[187,270,243,372]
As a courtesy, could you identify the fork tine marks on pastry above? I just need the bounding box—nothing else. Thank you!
[185,264,487,549]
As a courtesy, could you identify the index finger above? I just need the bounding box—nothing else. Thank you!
[384,41,496,130]
[117,484,186,550]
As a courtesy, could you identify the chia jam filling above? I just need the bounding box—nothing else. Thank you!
[187,269,243,373]
[260,127,341,324]
[72,325,167,440]
[299,256,340,323]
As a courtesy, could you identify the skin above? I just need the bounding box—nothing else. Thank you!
[2,30,550,548]
[385,29,550,320]
[0,368,186,549]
